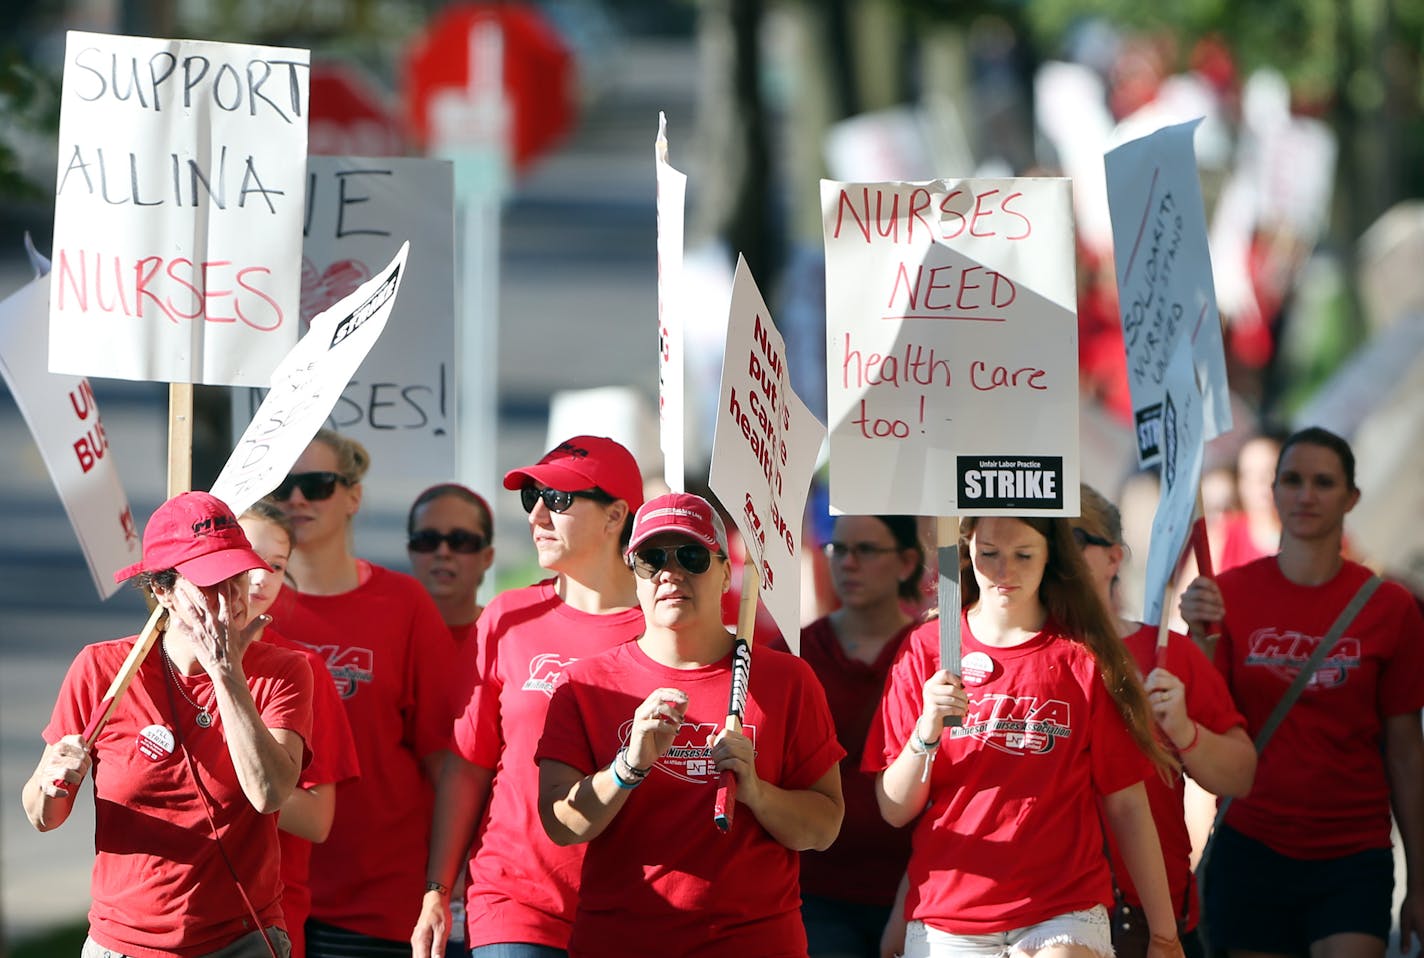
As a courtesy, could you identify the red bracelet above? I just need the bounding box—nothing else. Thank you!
[1176,721,1201,755]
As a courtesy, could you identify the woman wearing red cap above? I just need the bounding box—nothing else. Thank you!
[269,429,457,958]
[24,491,314,958]
[536,491,845,958]
[414,436,647,958]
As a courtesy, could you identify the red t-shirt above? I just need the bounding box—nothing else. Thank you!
[864,615,1151,935]
[454,580,644,949]
[1214,557,1424,858]
[1106,625,1245,928]
[1215,512,1274,575]
[264,618,361,958]
[536,640,845,958]
[775,616,914,907]
[44,638,312,958]
[295,562,460,941]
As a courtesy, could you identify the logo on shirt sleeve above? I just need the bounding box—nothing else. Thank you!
[954,693,1071,754]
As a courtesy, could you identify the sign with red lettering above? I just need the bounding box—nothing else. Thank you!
[49,31,310,386]
[0,273,139,598]
[1105,119,1231,467]
[235,156,455,481]
[710,256,825,653]
[822,178,1080,517]
[212,243,409,516]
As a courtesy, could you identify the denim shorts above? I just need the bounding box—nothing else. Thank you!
[903,906,1113,958]
[83,927,290,958]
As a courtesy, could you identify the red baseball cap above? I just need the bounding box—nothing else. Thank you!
[627,492,729,554]
[114,492,271,587]
[503,435,644,510]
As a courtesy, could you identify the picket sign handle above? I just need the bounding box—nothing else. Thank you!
[936,516,963,728]
[714,563,760,832]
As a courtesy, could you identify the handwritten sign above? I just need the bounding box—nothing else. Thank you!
[822,178,1080,517]
[212,243,409,516]
[235,156,456,480]
[710,256,825,653]
[1142,338,1205,625]
[656,113,687,491]
[1105,119,1231,466]
[48,31,309,386]
[0,273,139,598]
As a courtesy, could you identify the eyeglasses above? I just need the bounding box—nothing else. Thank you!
[1072,527,1114,549]
[407,529,488,554]
[823,541,900,561]
[628,544,722,579]
[270,471,347,502]
[520,485,608,514]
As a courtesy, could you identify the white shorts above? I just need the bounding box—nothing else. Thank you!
[903,906,1114,958]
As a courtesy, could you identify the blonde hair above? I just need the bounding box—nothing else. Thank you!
[312,427,372,484]
[1075,483,1124,546]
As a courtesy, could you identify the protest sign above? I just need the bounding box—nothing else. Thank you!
[1141,338,1205,625]
[822,177,1080,518]
[0,273,139,598]
[235,156,456,480]
[710,257,825,653]
[49,31,309,386]
[656,112,687,491]
[211,243,409,515]
[1105,119,1232,466]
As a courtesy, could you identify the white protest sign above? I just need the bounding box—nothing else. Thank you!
[49,31,309,386]
[1142,339,1205,625]
[211,242,409,515]
[823,178,1080,518]
[235,156,456,479]
[710,256,825,653]
[1105,119,1232,466]
[656,113,687,491]
[0,274,139,598]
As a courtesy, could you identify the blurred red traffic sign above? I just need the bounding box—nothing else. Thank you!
[309,62,408,156]
[405,3,576,172]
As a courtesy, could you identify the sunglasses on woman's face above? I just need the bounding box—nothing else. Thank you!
[407,529,488,554]
[1072,527,1114,549]
[628,544,721,579]
[270,471,347,502]
[520,485,606,514]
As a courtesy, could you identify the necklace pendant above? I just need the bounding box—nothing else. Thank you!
[196,710,213,728]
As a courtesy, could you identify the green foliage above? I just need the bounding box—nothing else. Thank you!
[0,52,60,202]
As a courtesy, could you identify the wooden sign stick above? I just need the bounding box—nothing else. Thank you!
[937,516,962,728]
[714,563,760,831]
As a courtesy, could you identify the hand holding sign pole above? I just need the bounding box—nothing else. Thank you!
[713,567,759,831]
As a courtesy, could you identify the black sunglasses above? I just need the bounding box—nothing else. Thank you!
[520,485,609,514]
[1072,527,1114,549]
[270,471,348,502]
[408,529,488,554]
[628,544,722,579]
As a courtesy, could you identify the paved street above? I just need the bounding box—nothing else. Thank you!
[0,35,695,943]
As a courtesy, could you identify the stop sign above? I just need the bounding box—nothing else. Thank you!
[404,3,575,171]
[309,62,408,156]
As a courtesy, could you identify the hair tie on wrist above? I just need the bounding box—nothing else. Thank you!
[1177,721,1202,755]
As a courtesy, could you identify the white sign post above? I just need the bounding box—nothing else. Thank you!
[709,257,825,654]
[656,112,688,492]
[0,274,140,597]
[235,156,456,480]
[823,178,1081,519]
[212,243,410,516]
[1105,119,1232,466]
[49,31,310,386]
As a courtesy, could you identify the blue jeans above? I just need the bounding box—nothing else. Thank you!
[802,894,894,957]
[468,946,567,958]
